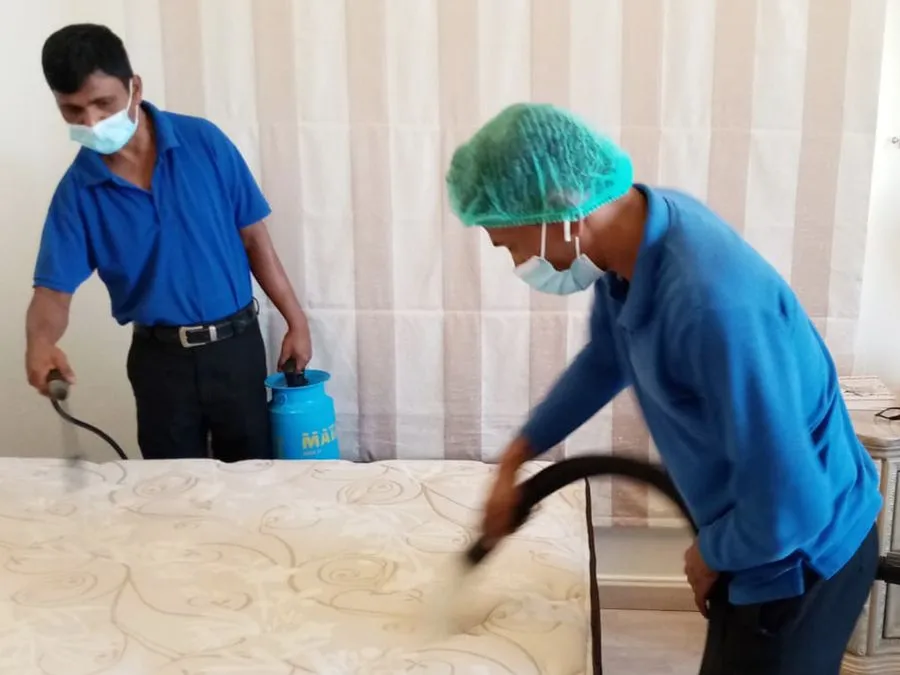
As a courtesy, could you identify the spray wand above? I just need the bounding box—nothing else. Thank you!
[46,369,129,462]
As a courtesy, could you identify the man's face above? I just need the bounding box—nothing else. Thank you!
[486,222,577,271]
[53,71,139,127]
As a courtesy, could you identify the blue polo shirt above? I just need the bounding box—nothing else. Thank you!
[33,102,271,326]
[521,184,882,605]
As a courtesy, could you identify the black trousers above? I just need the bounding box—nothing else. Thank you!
[126,319,271,462]
[699,524,879,675]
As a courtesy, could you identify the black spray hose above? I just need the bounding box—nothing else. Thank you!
[463,455,900,586]
[46,369,129,461]
[465,456,695,567]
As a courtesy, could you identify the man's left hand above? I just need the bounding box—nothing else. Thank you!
[684,539,718,618]
[278,322,312,370]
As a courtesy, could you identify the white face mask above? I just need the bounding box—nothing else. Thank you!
[68,80,139,155]
[514,221,603,295]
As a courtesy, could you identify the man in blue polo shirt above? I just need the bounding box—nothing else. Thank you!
[25,24,311,462]
[447,103,882,673]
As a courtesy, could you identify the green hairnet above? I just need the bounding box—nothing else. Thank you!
[446,103,633,228]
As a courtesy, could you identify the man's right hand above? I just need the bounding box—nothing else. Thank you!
[481,437,534,546]
[26,342,75,396]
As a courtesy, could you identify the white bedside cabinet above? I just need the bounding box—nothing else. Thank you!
[841,377,900,675]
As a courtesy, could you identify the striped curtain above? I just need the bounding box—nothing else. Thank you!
[56,0,887,527]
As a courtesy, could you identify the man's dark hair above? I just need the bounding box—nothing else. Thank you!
[41,24,133,94]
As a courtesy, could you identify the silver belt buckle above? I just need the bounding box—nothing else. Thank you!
[178,325,217,348]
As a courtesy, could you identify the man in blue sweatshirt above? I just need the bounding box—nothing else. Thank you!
[446,103,882,674]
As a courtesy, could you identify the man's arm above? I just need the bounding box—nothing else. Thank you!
[27,184,93,393]
[240,222,309,332]
[26,287,71,347]
[688,306,833,572]
[487,304,626,539]
[210,122,312,367]
[519,338,626,455]
[25,288,76,393]
[509,300,626,468]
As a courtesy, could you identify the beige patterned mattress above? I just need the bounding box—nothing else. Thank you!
[0,459,598,675]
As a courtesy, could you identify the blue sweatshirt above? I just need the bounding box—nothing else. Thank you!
[521,184,882,605]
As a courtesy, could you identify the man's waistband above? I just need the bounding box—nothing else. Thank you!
[133,302,258,348]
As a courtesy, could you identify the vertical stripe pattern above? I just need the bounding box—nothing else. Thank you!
[140,0,891,527]
[528,0,571,462]
[439,0,483,460]
[345,0,397,460]
[251,0,303,349]
[158,0,205,116]
[706,0,757,232]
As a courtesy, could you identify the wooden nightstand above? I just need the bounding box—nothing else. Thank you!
[841,377,900,675]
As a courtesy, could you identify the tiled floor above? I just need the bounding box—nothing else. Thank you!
[599,610,707,674]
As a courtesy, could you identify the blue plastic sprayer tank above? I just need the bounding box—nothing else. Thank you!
[265,369,339,460]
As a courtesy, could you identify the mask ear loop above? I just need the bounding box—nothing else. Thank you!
[126,79,140,129]
[125,79,135,113]
[574,216,584,257]
[540,223,547,259]
[563,219,572,242]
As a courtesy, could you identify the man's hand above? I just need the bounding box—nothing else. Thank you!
[483,466,521,546]
[278,321,312,371]
[684,539,718,618]
[481,437,533,546]
[241,221,311,369]
[26,342,75,397]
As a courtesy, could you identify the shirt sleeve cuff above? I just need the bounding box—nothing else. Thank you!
[33,277,82,295]
[238,201,272,229]
[697,519,726,572]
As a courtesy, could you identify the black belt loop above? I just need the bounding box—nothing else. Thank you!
[133,302,257,348]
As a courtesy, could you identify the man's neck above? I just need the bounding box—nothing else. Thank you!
[102,107,157,189]
[582,187,647,280]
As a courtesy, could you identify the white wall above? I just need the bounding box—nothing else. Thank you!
[0,7,133,459]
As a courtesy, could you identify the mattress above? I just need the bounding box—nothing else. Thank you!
[0,458,599,675]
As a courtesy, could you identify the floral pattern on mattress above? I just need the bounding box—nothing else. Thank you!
[0,458,593,675]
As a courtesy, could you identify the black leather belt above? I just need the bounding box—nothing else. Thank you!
[133,302,258,348]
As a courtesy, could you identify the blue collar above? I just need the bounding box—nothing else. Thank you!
[615,184,670,331]
[72,101,179,187]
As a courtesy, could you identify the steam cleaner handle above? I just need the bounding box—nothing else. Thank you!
[282,357,308,387]
[47,369,70,402]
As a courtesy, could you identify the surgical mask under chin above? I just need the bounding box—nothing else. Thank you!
[515,221,603,295]
[68,80,139,155]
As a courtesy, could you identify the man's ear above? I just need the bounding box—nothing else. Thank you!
[132,74,144,103]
